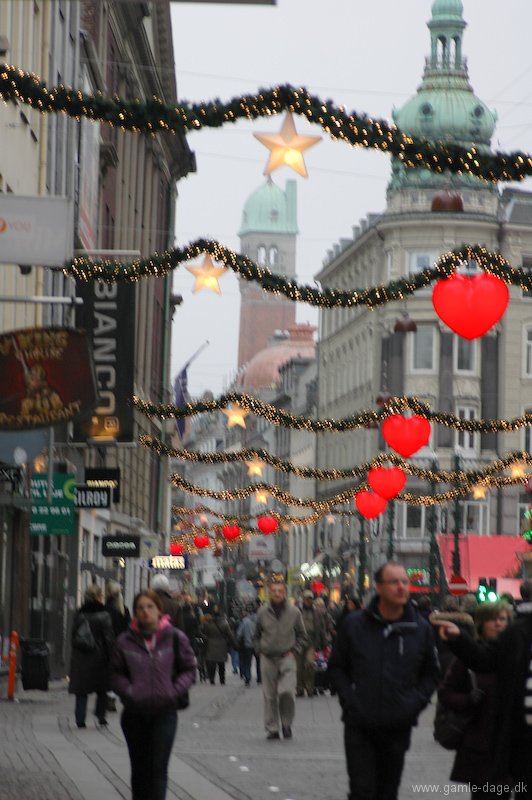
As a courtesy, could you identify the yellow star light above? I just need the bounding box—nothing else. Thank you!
[186,255,228,294]
[472,484,487,499]
[255,490,269,505]
[246,457,265,477]
[510,462,527,479]
[222,403,249,429]
[253,112,321,177]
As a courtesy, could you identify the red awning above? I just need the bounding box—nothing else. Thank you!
[437,534,530,598]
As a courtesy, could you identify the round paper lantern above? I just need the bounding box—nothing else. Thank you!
[355,491,387,519]
[257,516,278,534]
[193,534,210,549]
[432,273,509,340]
[222,524,240,542]
[431,190,464,213]
[367,466,406,500]
[381,415,431,458]
[170,542,184,556]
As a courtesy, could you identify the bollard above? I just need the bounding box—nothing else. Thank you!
[7,631,19,700]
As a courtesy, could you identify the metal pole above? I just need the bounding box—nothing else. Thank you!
[452,452,461,575]
[428,459,438,604]
[386,501,395,560]
[358,517,366,598]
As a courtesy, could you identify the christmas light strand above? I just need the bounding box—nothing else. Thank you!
[171,504,359,526]
[142,435,532,485]
[2,64,532,182]
[135,394,532,435]
[170,472,529,509]
[63,239,532,311]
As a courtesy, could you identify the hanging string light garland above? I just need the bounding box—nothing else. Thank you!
[170,471,530,510]
[135,393,532,435]
[2,63,532,182]
[142,434,532,486]
[171,504,360,526]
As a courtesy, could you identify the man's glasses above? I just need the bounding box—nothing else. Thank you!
[378,579,409,586]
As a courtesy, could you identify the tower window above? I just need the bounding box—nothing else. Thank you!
[257,245,267,266]
[269,246,278,266]
[270,209,279,222]
[421,103,433,116]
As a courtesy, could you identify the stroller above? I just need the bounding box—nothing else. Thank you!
[314,645,331,694]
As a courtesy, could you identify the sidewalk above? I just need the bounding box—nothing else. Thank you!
[0,672,455,800]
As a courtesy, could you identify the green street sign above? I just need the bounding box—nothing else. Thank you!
[30,473,76,535]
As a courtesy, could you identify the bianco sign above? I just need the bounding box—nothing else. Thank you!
[0,194,73,266]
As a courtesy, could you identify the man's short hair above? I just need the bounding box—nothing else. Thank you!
[151,574,170,592]
[374,560,405,584]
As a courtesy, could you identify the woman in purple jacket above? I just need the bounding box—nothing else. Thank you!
[111,590,196,800]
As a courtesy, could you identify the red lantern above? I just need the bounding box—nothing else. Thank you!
[193,534,210,549]
[257,516,278,534]
[382,414,431,458]
[222,525,240,542]
[170,542,183,556]
[432,273,509,340]
[355,491,387,519]
[367,466,406,500]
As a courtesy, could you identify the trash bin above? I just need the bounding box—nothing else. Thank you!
[19,638,50,691]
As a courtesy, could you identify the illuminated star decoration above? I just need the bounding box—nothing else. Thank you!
[246,456,265,477]
[326,514,336,525]
[255,490,269,505]
[510,462,527,479]
[186,254,228,294]
[222,403,249,429]
[472,484,488,499]
[253,112,321,177]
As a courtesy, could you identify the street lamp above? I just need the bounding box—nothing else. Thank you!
[358,516,367,598]
[386,501,395,560]
[428,457,439,604]
[452,448,462,575]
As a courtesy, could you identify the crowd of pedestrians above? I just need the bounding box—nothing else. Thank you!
[67,569,532,800]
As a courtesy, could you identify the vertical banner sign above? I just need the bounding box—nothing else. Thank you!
[30,473,76,535]
[73,281,135,443]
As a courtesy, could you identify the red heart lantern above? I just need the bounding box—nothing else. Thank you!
[367,466,406,500]
[382,415,431,458]
[170,542,183,556]
[193,534,210,549]
[222,525,240,542]
[432,273,509,340]
[257,516,278,534]
[355,491,387,519]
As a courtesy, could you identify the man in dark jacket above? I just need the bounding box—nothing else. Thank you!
[296,590,328,697]
[434,582,532,799]
[328,561,440,800]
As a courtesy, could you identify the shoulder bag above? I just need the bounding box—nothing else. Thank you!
[72,614,97,653]
[433,670,478,750]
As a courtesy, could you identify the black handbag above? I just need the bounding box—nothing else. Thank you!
[72,614,97,653]
[172,631,190,710]
[433,670,478,750]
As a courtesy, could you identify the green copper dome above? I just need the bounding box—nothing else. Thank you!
[389,0,497,191]
[238,178,298,236]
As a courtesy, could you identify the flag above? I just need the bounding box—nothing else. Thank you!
[173,366,189,439]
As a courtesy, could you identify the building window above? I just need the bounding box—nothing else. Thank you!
[518,494,531,536]
[522,257,532,299]
[269,246,278,266]
[461,500,489,535]
[409,251,437,274]
[401,504,425,539]
[257,245,267,266]
[523,408,532,453]
[456,406,477,453]
[412,326,435,371]
[524,327,532,377]
[454,336,476,373]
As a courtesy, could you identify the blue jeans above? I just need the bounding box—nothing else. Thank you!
[121,710,177,800]
[230,648,240,673]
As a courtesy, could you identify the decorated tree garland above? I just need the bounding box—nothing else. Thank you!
[134,393,532,435]
[3,63,532,182]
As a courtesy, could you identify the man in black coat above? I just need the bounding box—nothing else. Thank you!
[434,582,532,799]
[328,561,440,800]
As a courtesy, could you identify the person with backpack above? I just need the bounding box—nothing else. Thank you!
[69,583,115,728]
[110,589,196,800]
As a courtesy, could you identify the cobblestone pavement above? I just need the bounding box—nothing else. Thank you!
[0,672,455,800]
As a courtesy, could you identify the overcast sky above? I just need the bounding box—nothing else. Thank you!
[169,0,532,397]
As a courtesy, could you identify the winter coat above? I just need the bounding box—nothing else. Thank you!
[438,656,497,784]
[301,606,328,650]
[237,614,256,649]
[328,597,440,731]
[105,597,131,637]
[447,607,532,782]
[429,611,475,678]
[110,615,196,715]
[201,614,236,663]
[182,604,200,647]
[154,589,183,630]
[69,601,115,695]
[254,601,307,658]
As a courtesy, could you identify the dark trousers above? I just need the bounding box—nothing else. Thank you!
[121,710,177,800]
[206,660,226,684]
[255,652,262,683]
[239,647,253,684]
[344,724,411,800]
[75,692,107,726]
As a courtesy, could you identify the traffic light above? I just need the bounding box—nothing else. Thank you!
[476,577,498,602]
